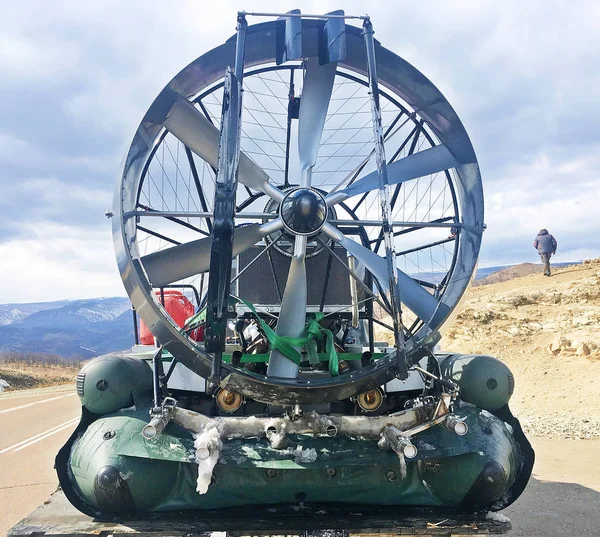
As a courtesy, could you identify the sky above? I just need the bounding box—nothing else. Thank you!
[1,0,599,303]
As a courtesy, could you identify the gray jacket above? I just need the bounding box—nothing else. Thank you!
[534,229,557,254]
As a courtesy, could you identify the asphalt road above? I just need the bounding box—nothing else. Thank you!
[503,437,600,536]
[0,385,80,536]
[1,386,598,536]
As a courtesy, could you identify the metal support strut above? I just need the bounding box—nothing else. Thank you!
[362,19,408,379]
[205,13,247,393]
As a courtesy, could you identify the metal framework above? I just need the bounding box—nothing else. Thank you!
[113,12,484,404]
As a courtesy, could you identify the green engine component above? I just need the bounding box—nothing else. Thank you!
[439,354,515,411]
[76,355,153,415]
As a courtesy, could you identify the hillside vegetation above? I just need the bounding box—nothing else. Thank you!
[0,352,80,391]
[442,259,600,439]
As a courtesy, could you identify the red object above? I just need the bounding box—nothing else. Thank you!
[139,290,201,345]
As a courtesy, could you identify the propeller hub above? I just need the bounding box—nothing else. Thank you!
[280,188,327,236]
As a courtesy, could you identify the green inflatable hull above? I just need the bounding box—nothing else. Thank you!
[58,406,526,517]
[56,354,533,518]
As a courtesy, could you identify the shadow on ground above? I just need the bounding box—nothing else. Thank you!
[503,476,600,536]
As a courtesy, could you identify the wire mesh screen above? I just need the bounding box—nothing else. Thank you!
[238,246,353,307]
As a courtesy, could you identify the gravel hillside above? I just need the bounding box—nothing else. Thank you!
[442,259,600,439]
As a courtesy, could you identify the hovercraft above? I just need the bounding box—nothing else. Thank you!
[56,10,534,521]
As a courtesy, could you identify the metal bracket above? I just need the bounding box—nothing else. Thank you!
[362,18,408,379]
[319,10,347,65]
[275,9,347,67]
[205,14,247,392]
[276,10,303,65]
[143,396,177,439]
[151,346,165,410]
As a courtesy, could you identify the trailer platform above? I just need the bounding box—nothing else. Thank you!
[8,489,510,537]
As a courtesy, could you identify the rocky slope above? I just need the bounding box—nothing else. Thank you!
[442,259,600,439]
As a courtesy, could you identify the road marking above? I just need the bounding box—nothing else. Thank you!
[0,393,76,415]
[0,387,74,401]
[0,417,79,455]
[13,418,80,453]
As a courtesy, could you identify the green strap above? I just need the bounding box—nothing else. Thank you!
[305,313,338,376]
[184,306,206,329]
[238,299,339,376]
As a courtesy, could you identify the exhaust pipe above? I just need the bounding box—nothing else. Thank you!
[142,397,177,439]
[142,415,171,439]
[382,425,418,459]
[445,415,469,436]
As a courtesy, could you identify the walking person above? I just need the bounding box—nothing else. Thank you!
[533,229,558,276]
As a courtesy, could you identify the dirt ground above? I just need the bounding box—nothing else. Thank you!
[0,364,78,391]
[441,259,600,439]
[503,437,600,536]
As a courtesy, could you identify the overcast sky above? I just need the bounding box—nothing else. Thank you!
[1,0,599,303]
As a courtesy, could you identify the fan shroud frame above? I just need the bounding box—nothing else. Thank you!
[114,20,483,404]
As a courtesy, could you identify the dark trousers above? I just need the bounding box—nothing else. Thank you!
[539,252,552,275]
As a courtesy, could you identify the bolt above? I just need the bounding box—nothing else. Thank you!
[326,424,338,437]
[96,379,108,391]
[486,378,498,390]
[326,468,337,478]
[385,470,397,482]
[265,468,277,478]
[103,430,116,440]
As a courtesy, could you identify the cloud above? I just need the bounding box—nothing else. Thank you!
[480,152,600,265]
[0,222,123,303]
[0,176,112,240]
[1,0,599,304]
[0,33,80,83]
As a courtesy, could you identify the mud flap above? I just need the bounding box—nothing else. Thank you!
[55,407,106,519]
[489,404,535,510]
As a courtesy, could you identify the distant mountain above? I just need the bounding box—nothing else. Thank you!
[473,263,540,286]
[410,261,581,285]
[0,308,29,326]
[0,297,134,359]
[474,261,581,286]
[0,299,75,315]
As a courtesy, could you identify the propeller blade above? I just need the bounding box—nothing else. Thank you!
[141,219,283,287]
[165,97,282,201]
[321,223,449,326]
[325,144,459,205]
[298,59,337,186]
[267,236,307,378]
[164,97,219,168]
